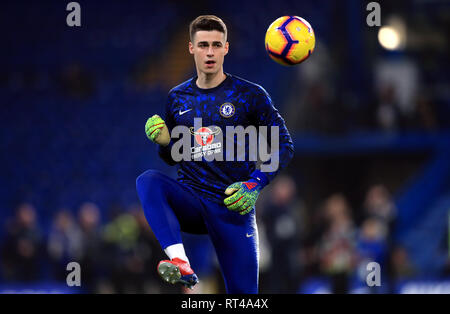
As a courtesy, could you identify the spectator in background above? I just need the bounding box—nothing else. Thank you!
[100,203,180,294]
[1,203,44,282]
[356,218,389,267]
[374,85,402,132]
[362,184,397,281]
[129,204,178,294]
[317,194,357,294]
[47,209,83,281]
[363,184,396,235]
[259,175,305,293]
[102,206,140,293]
[374,56,419,128]
[77,202,103,292]
[355,217,389,292]
[411,94,438,131]
[388,245,416,286]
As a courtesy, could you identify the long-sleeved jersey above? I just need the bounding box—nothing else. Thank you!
[158,73,294,204]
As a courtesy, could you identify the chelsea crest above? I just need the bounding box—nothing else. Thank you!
[219,102,235,118]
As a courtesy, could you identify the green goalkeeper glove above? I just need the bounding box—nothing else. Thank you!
[145,114,170,146]
[224,179,262,215]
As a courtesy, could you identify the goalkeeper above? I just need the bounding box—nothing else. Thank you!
[136,15,294,294]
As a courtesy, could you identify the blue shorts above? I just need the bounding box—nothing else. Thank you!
[136,169,259,294]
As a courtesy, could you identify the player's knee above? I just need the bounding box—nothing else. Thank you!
[136,169,166,192]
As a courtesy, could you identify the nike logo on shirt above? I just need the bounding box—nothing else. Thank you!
[178,108,192,116]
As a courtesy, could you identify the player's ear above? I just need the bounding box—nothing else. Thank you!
[189,41,194,55]
[224,42,229,56]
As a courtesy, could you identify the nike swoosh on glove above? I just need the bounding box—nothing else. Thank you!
[224,179,262,215]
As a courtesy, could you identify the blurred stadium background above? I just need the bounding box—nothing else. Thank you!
[0,0,449,294]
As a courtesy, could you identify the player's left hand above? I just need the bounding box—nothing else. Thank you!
[224,180,262,215]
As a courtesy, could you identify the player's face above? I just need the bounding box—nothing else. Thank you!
[189,30,229,75]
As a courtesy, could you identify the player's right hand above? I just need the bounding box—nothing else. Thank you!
[145,114,170,146]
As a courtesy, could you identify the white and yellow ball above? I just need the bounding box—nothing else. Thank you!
[265,16,315,66]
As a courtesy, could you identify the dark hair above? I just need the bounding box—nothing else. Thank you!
[189,15,227,42]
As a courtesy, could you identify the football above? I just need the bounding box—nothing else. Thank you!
[265,16,315,66]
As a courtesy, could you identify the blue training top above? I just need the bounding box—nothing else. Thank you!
[158,73,294,204]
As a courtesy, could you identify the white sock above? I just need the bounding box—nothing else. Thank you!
[164,243,190,265]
